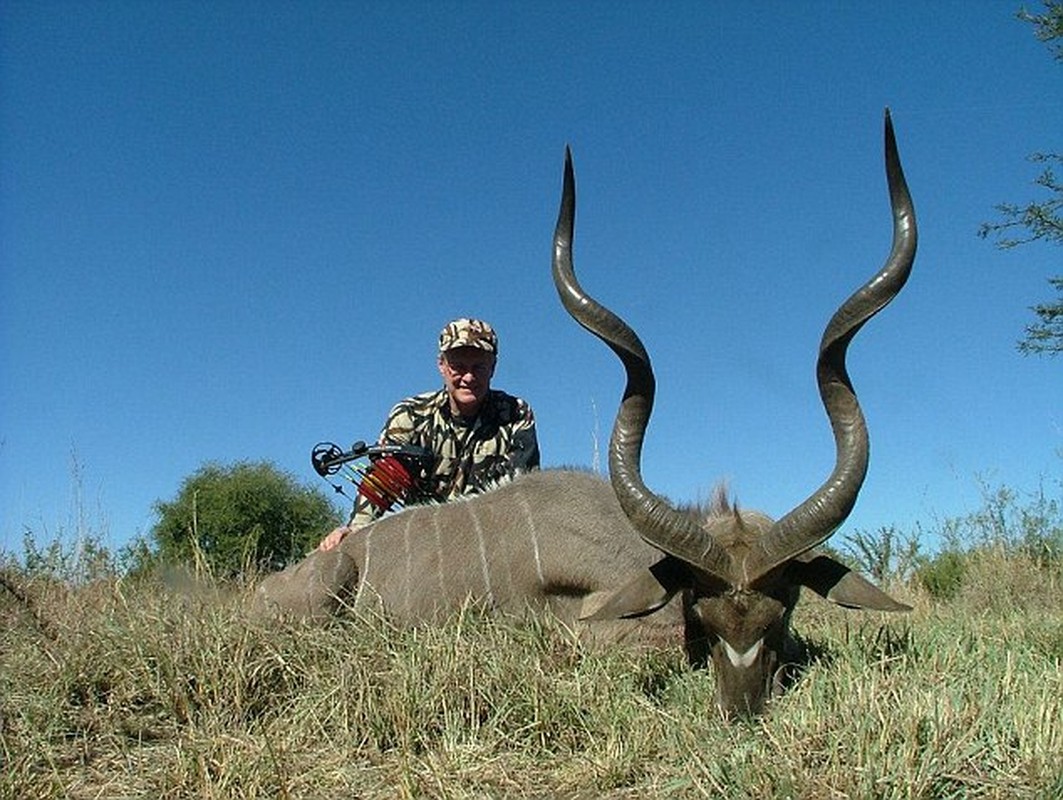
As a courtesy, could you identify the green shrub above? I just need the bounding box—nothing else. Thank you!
[914,549,967,600]
[151,460,341,576]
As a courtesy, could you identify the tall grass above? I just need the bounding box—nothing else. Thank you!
[2,483,1061,798]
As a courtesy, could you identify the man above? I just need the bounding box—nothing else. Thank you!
[318,318,539,551]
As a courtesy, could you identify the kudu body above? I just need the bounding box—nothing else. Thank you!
[254,469,684,643]
[254,112,917,715]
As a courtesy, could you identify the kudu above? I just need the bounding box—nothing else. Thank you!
[254,111,917,716]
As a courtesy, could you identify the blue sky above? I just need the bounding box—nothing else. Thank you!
[2,2,1060,558]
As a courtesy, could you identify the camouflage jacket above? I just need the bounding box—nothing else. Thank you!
[350,388,539,525]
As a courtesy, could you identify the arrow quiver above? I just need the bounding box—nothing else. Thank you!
[311,440,435,512]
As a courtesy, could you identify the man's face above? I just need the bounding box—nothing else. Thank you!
[438,346,496,415]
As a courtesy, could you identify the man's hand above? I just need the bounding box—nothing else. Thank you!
[318,525,352,552]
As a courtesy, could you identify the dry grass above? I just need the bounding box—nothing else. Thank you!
[2,553,1061,799]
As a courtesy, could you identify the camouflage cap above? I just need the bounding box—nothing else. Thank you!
[438,318,498,354]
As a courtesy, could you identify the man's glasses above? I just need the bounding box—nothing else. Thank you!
[442,358,493,378]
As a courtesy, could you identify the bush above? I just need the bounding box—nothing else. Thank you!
[151,460,341,576]
[911,477,1062,601]
[841,525,922,583]
[914,549,967,600]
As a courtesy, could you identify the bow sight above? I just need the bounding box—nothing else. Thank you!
[311,440,435,512]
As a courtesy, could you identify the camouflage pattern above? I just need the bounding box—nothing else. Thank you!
[350,388,539,526]
[438,318,498,354]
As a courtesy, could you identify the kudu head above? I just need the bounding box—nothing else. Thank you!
[552,111,917,717]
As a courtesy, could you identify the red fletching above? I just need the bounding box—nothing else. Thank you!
[357,455,415,511]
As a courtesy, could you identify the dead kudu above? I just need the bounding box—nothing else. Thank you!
[254,112,917,716]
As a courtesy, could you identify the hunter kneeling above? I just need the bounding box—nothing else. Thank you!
[253,318,539,620]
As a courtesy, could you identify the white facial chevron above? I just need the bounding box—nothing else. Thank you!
[722,638,763,668]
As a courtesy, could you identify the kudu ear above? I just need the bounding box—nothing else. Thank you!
[581,557,691,621]
[788,551,912,612]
